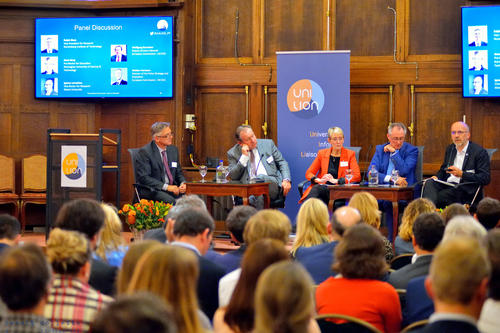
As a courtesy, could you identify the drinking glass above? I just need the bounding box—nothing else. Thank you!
[199,165,207,182]
[345,169,353,185]
[222,166,230,183]
[391,169,399,186]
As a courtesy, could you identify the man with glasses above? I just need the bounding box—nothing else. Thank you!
[423,122,490,209]
[136,122,186,204]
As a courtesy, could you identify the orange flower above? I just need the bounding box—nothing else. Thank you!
[129,210,136,216]
[128,215,136,224]
[140,199,149,205]
[122,205,130,213]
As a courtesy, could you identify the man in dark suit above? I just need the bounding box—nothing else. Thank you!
[227,125,291,207]
[171,208,225,320]
[136,122,186,205]
[111,45,127,62]
[423,122,490,209]
[414,237,490,333]
[389,213,444,290]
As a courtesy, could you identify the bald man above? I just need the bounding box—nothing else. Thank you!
[423,122,490,209]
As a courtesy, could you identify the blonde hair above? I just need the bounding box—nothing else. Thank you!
[327,127,344,138]
[116,240,163,294]
[254,262,315,333]
[291,198,329,256]
[348,192,381,229]
[398,198,436,241]
[46,228,90,275]
[96,203,125,263]
[127,245,202,333]
[243,209,291,245]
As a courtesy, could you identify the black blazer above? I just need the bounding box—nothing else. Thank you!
[136,141,186,198]
[414,320,480,333]
[388,255,432,290]
[197,255,225,320]
[435,141,490,196]
[89,257,117,296]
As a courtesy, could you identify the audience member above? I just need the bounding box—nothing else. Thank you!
[218,209,291,307]
[0,243,58,333]
[389,213,445,289]
[255,262,320,333]
[171,208,225,320]
[54,198,117,296]
[442,215,487,243]
[294,206,361,284]
[405,275,434,326]
[0,214,21,253]
[127,245,211,332]
[474,197,500,230]
[348,191,394,263]
[90,292,177,333]
[416,237,490,333]
[441,203,470,225]
[290,198,330,258]
[116,240,163,294]
[45,228,113,332]
[394,198,435,255]
[95,203,127,267]
[213,239,289,333]
[478,229,500,333]
[316,224,401,333]
[211,205,257,273]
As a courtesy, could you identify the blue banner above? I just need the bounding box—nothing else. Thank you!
[277,51,350,223]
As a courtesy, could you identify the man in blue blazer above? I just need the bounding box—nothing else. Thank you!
[136,122,186,204]
[227,125,291,204]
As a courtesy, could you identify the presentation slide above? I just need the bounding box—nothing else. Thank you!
[35,16,173,98]
[462,6,500,98]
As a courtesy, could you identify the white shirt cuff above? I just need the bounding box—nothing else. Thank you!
[384,175,391,183]
[239,154,249,167]
[162,183,168,191]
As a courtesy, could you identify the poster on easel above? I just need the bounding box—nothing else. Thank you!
[61,145,87,188]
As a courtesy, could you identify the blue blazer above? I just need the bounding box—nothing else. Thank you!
[369,142,418,185]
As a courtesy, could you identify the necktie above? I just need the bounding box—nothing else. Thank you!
[117,55,121,62]
[387,154,395,178]
[250,150,257,178]
[161,150,173,185]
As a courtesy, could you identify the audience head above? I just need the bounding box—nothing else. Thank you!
[46,228,91,277]
[96,203,124,262]
[330,206,362,239]
[225,205,257,244]
[54,198,105,244]
[441,203,469,225]
[412,212,445,252]
[486,229,500,301]
[426,237,490,315]
[475,197,500,230]
[399,198,435,241]
[0,214,21,245]
[348,191,381,229]
[333,224,387,279]
[117,240,163,294]
[127,245,201,333]
[254,262,315,333]
[243,209,291,245]
[0,243,51,311]
[173,208,214,255]
[225,239,289,332]
[291,198,329,255]
[443,215,487,243]
[90,292,177,333]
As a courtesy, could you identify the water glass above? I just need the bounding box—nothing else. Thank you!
[199,165,207,182]
[345,169,353,185]
[391,169,399,186]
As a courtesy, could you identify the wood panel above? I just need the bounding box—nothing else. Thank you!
[19,112,50,152]
[0,113,12,152]
[57,111,93,133]
[0,65,14,104]
[335,0,395,57]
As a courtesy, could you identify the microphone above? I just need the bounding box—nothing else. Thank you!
[361,145,372,184]
[255,153,264,174]
[249,153,265,183]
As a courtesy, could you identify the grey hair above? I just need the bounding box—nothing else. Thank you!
[150,122,171,138]
[443,215,487,243]
[388,122,407,135]
[327,127,344,139]
[235,125,253,141]
[167,194,207,220]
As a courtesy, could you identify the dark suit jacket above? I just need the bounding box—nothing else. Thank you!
[112,80,127,85]
[111,54,127,62]
[89,257,117,296]
[414,320,480,333]
[294,241,338,284]
[198,255,225,319]
[370,142,418,185]
[405,276,433,326]
[389,255,432,290]
[136,141,186,199]
[212,245,246,274]
[435,141,490,197]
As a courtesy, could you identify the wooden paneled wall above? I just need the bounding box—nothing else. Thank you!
[0,0,499,227]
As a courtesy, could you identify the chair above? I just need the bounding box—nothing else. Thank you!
[400,319,429,333]
[396,288,407,319]
[468,148,497,209]
[298,146,362,197]
[0,154,19,219]
[414,146,424,185]
[390,253,413,270]
[19,154,47,232]
[315,313,382,333]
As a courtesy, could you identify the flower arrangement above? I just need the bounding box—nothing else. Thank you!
[119,199,172,231]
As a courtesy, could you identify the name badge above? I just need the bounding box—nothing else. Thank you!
[266,155,274,164]
[466,169,475,173]
[171,162,177,168]
[340,161,348,167]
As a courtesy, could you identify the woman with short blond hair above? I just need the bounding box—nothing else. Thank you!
[395,198,435,255]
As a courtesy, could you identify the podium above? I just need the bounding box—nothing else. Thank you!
[46,129,121,238]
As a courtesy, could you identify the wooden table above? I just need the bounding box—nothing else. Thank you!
[185,181,270,213]
[328,185,414,243]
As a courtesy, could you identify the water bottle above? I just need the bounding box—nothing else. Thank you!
[215,160,224,183]
[368,165,379,186]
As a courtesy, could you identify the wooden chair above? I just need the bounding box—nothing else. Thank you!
[390,253,413,270]
[315,313,382,333]
[0,154,20,219]
[401,319,429,333]
[19,154,47,232]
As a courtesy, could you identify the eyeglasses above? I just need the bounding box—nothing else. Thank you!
[390,137,405,142]
[157,133,173,138]
[451,131,467,135]
[329,137,344,142]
